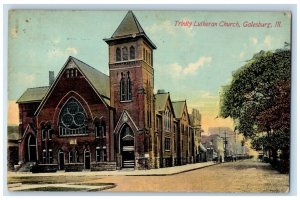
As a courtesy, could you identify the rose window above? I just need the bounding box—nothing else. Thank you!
[59,98,87,136]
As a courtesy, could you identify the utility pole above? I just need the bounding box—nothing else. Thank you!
[224,131,227,159]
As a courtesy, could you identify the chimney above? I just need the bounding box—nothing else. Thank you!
[49,71,55,86]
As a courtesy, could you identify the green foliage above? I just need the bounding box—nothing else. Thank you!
[220,48,291,150]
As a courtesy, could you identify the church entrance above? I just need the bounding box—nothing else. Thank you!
[58,150,65,170]
[120,125,135,168]
[26,134,37,162]
[84,149,91,169]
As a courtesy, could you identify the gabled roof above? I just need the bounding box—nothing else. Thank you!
[155,93,169,111]
[155,92,176,118]
[17,86,49,103]
[34,56,111,116]
[71,57,110,98]
[172,101,186,119]
[104,11,157,49]
[112,10,145,38]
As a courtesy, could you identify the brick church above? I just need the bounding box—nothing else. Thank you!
[15,11,204,172]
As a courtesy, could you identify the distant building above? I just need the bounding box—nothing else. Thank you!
[7,126,19,171]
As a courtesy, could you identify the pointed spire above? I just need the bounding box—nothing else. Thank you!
[104,10,156,49]
[112,10,145,38]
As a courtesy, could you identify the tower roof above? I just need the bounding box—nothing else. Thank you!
[104,11,156,49]
[112,10,145,38]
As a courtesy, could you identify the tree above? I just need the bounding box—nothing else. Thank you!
[219,49,291,168]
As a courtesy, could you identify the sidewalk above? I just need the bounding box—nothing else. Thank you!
[8,161,217,177]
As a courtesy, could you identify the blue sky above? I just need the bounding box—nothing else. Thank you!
[8,10,291,132]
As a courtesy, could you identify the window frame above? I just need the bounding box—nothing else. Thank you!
[165,137,171,151]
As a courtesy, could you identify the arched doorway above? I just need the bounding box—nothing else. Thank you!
[27,134,37,162]
[58,150,65,170]
[120,124,135,168]
[84,149,90,169]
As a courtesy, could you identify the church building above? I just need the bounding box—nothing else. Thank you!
[15,11,203,172]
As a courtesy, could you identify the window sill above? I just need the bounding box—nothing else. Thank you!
[59,134,89,137]
[165,150,171,152]
[120,100,132,103]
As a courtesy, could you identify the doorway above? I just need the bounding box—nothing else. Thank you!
[58,150,65,170]
[120,125,135,168]
[84,150,90,169]
[27,134,37,162]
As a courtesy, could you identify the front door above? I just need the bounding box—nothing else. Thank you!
[27,134,37,162]
[120,125,135,168]
[84,150,90,169]
[58,151,65,170]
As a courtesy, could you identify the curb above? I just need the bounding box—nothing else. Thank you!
[126,163,219,176]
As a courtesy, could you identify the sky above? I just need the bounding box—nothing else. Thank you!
[7,10,291,133]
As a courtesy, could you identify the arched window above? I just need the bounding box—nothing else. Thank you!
[41,127,46,141]
[48,149,53,163]
[127,72,132,100]
[74,150,79,163]
[116,48,121,62]
[69,151,73,163]
[130,46,135,60]
[95,120,105,138]
[59,98,87,136]
[120,72,132,102]
[165,107,170,132]
[122,47,128,61]
[120,73,126,101]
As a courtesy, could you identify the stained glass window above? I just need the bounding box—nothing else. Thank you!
[59,98,87,136]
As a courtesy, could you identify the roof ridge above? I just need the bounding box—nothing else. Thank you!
[27,86,49,89]
[70,56,109,77]
[130,10,145,33]
[111,10,145,38]
[172,100,186,103]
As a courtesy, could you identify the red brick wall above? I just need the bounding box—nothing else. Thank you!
[35,67,112,164]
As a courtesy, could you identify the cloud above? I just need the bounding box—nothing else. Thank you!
[10,28,18,38]
[168,56,212,76]
[263,35,273,48]
[239,51,245,59]
[146,18,195,37]
[250,37,258,45]
[47,47,78,58]
[66,47,78,54]
[10,72,35,86]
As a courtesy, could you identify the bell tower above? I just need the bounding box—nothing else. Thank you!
[104,11,156,169]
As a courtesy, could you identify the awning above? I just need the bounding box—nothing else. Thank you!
[200,143,207,152]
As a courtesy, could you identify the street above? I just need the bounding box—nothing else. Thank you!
[100,159,289,192]
[7,159,289,193]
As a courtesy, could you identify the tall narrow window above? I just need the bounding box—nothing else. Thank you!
[143,48,145,60]
[116,48,121,62]
[74,150,79,163]
[127,72,132,100]
[42,149,47,164]
[48,149,53,163]
[48,129,52,140]
[165,138,171,151]
[165,108,170,132]
[120,73,126,101]
[100,121,106,138]
[42,128,46,141]
[96,147,100,162]
[130,46,135,60]
[100,149,107,162]
[69,151,73,163]
[122,47,128,61]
